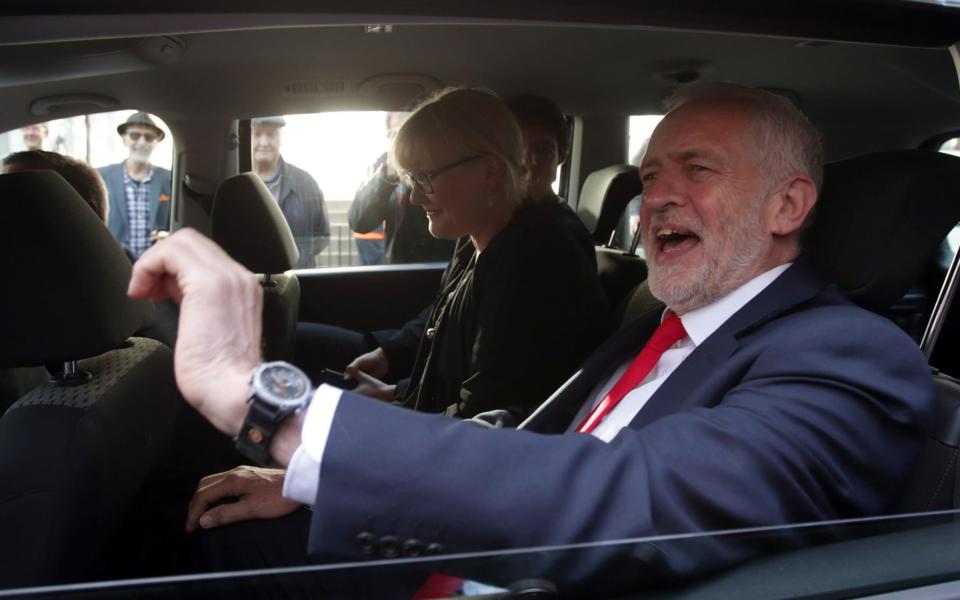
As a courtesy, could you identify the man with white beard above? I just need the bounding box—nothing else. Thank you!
[98,112,172,258]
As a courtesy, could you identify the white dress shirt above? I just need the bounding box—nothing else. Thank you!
[283,263,792,505]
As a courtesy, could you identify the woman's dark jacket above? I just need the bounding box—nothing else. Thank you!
[397,198,610,421]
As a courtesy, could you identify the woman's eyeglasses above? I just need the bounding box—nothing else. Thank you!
[399,155,483,194]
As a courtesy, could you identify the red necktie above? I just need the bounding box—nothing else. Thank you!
[577,311,687,434]
[412,573,463,599]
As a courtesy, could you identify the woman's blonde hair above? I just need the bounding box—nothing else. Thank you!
[392,87,525,203]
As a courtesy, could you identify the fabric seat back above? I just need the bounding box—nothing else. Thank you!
[577,164,643,245]
[577,165,647,309]
[0,171,179,586]
[212,173,301,361]
[0,339,177,586]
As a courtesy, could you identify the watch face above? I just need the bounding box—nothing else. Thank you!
[255,362,311,407]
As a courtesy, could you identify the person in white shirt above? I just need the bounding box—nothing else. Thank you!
[129,82,934,593]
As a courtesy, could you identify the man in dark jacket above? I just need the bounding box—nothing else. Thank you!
[348,111,455,265]
[251,116,330,268]
[98,112,172,258]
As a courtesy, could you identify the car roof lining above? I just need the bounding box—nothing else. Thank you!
[0,24,957,163]
[1,0,960,46]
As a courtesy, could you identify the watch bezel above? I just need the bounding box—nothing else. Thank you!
[250,361,312,410]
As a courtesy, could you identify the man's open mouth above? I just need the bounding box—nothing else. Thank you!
[655,227,701,255]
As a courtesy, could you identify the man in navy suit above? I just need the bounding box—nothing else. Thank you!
[129,83,935,592]
[99,112,172,259]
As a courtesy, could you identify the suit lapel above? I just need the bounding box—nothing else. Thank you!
[148,174,159,225]
[111,165,129,232]
[629,259,827,428]
[628,327,739,428]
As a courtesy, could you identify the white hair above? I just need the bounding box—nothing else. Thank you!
[664,82,824,192]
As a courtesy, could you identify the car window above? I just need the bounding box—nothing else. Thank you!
[0,111,173,171]
[244,111,569,270]
[939,138,960,255]
[0,111,175,259]
[247,111,456,270]
[2,510,954,599]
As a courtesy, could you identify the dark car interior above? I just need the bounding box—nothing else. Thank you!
[3,1,960,597]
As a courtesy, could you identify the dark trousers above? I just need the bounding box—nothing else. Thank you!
[292,322,376,380]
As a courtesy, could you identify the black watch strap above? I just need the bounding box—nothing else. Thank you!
[236,399,284,467]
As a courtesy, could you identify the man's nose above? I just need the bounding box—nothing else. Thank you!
[641,171,682,211]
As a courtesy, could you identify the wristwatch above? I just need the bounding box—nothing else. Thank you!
[235,361,313,467]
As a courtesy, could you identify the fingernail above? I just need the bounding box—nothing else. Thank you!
[199,516,213,529]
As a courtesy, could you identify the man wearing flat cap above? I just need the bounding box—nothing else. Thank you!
[98,111,172,258]
[252,116,330,268]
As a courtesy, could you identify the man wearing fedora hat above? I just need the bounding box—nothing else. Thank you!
[98,111,172,258]
[251,116,330,268]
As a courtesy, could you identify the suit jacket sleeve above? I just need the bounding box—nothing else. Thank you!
[306,308,934,593]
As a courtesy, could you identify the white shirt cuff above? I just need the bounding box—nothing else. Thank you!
[282,384,342,506]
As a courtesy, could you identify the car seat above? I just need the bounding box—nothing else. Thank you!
[803,150,960,513]
[211,172,301,362]
[576,164,647,310]
[0,171,179,586]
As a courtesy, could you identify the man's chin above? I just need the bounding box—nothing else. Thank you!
[647,266,706,311]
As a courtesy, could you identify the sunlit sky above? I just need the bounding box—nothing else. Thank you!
[628,115,663,166]
[278,112,391,201]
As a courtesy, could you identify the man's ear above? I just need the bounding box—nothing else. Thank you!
[768,174,818,237]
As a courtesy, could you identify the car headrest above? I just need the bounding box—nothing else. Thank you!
[804,150,960,312]
[211,173,299,273]
[0,171,152,367]
[577,164,643,245]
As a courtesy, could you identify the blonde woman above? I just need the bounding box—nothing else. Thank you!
[351,87,610,423]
